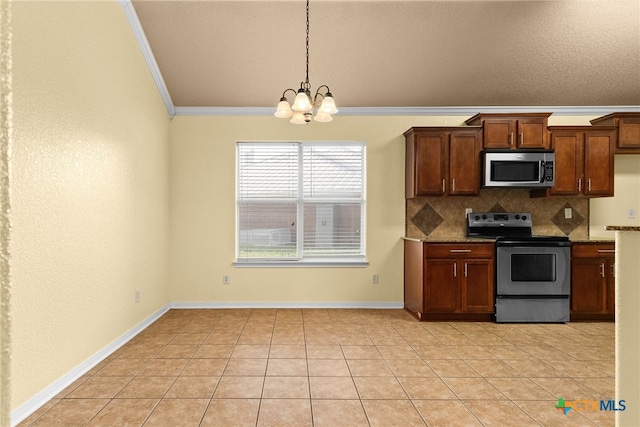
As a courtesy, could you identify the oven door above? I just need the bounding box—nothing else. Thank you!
[496,245,570,296]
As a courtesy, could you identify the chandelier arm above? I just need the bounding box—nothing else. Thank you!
[281,88,298,101]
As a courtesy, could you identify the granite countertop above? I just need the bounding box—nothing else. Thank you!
[402,236,495,243]
[605,226,640,232]
[404,236,616,243]
[571,238,616,243]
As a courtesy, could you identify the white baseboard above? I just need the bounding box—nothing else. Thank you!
[170,301,405,309]
[11,301,403,425]
[11,303,171,427]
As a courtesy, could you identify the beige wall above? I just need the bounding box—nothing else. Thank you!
[169,116,434,304]
[11,1,170,410]
[169,114,639,305]
[590,155,640,238]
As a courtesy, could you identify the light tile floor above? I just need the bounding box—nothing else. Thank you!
[19,309,616,426]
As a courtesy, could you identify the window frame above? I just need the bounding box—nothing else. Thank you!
[235,141,367,267]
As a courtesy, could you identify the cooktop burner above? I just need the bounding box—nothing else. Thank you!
[466,212,569,242]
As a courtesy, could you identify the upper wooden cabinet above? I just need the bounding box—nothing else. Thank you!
[590,113,640,153]
[404,127,482,198]
[542,126,616,197]
[465,113,551,149]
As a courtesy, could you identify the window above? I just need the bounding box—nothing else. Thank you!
[236,141,366,265]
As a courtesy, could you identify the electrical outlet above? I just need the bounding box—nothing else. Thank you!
[564,208,572,219]
[371,274,379,284]
[135,290,140,303]
[629,209,637,219]
[222,275,230,285]
[465,208,473,217]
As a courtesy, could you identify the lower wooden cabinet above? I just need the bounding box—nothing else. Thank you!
[571,242,615,321]
[404,240,494,321]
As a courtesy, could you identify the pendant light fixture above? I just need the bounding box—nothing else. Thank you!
[274,0,338,124]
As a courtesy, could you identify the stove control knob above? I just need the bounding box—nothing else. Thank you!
[474,215,480,221]
[481,215,487,220]
[515,214,520,220]
[522,215,528,221]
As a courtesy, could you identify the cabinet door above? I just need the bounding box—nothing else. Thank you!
[424,259,458,312]
[482,120,514,148]
[571,258,607,313]
[549,131,583,196]
[584,131,615,197]
[461,259,494,313]
[618,117,640,150]
[449,132,480,195]
[415,133,447,196]
[517,118,549,148]
[606,260,615,314]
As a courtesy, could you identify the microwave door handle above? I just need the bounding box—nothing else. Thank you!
[539,161,546,183]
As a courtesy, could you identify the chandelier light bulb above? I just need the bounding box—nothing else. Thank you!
[290,110,307,124]
[274,98,293,118]
[319,94,338,115]
[314,111,333,122]
[292,90,311,112]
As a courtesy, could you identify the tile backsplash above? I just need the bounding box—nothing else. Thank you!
[406,190,588,240]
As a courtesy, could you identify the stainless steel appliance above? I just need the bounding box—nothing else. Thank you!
[483,149,555,188]
[467,212,570,322]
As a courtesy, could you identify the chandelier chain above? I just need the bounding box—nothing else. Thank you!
[305,0,310,86]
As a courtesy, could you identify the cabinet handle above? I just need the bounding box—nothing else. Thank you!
[520,132,524,145]
[449,249,472,253]
[588,179,592,192]
[597,249,615,253]
[453,263,457,277]
[464,262,468,277]
[600,263,605,277]
[578,179,582,192]
[442,179,446,193]
[611,263,615,277]
[509,132,513,147]
[452,179,456,192]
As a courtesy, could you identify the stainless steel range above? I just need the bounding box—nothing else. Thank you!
[467,212,571,323]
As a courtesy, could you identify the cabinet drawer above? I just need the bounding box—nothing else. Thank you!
[572,243,615,258]
[426,243,494,259]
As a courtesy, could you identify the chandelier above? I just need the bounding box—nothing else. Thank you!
[274,0,338,124]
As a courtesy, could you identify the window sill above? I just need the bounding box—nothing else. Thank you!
[233,259,369,268]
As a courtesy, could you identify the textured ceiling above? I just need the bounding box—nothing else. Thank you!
[131,0,640,109]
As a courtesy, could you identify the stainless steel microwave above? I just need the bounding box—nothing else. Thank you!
[483,149,555,188]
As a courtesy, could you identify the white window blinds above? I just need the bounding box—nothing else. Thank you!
[237,142,366,262]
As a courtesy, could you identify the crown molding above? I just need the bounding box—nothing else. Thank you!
[118,0,175,119]
[174,105,640,117]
